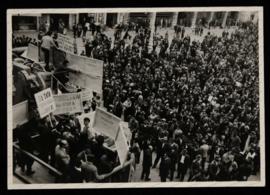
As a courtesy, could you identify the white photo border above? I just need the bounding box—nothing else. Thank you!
[7,6,265,189]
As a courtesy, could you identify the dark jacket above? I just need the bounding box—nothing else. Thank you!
[142,148,152,167]
[159,155,171,177]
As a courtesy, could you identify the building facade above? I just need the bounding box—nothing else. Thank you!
[12,11,258,32]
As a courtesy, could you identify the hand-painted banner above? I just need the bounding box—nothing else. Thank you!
[57,33,77,54]
[92,107,121,139]
[68,70,102,93]
[34,88,56,118]
[53,92,83,115]
[66,52,103,77]
[80,89,93,102]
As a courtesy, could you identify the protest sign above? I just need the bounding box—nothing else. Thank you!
[66,53,103,77]
[92,107,121,139]
[119,121,132,145]
[12,100,29,129]
[80,89,93,102]
[115,126,129,166]
[53,92,83,115]
[57,33,77,54]
[34,88,56,118]
[68,71,103,93]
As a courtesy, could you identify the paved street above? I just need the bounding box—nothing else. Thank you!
[13,26,237,56]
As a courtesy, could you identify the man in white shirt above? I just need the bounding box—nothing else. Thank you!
[199,139,211,170]
[40,31,58,71]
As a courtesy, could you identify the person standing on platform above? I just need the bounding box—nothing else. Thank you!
[40,31,58,71]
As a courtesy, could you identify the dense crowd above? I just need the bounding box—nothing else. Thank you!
[91,21,260,182]
[13,17,260,183]
[12,34,38,48]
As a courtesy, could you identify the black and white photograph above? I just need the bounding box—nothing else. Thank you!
[7,7,265,189]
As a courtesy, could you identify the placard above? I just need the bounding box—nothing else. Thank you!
[12,100,29,129]
[66,52,104,77]
[80,89,93,102]
[53,92,83,115]
[92,107,121,139]
[57,33,77,54]
[115,126,129,166]
[68,71,102,94]
[34,88,56,118]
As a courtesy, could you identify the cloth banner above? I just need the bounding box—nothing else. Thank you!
[119,121,132,145]
[80,89,93,102]
[53,92,83,115]
[68,71,102,94]
[34,88,56,118]
[12,100,29,129]
[115,126,129,166]
[92,107,121,139]
[21,44,39,62]
[57,33,77,54]
[66,53,103,77]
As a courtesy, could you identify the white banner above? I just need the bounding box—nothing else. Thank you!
[57,33,77,54]
[66,53,103,77]
[12,100,29,129]
[68,71,103,94]
[80,89,93,102]
[53,92,83,115]
[115,126,129,166]
[92,107,121,139]
[22,44,39,62]
[34,88,56,118]
[119,121,132,145]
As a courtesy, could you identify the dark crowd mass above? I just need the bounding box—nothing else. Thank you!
[13,15,261,183]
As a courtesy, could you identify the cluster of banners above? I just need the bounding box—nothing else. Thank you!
[20,33,104,94]
[32,87,93,119]
[14,87,130,167]
[92,107,131,166]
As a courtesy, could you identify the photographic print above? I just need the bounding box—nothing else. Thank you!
[7,7,265,189]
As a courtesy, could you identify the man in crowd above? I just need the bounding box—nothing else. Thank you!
[40,31,58,71]
[141,142,153,181]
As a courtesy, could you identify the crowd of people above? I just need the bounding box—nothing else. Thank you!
[12,34,38,48]
[13,15,260,183]
[91,20,260,182]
